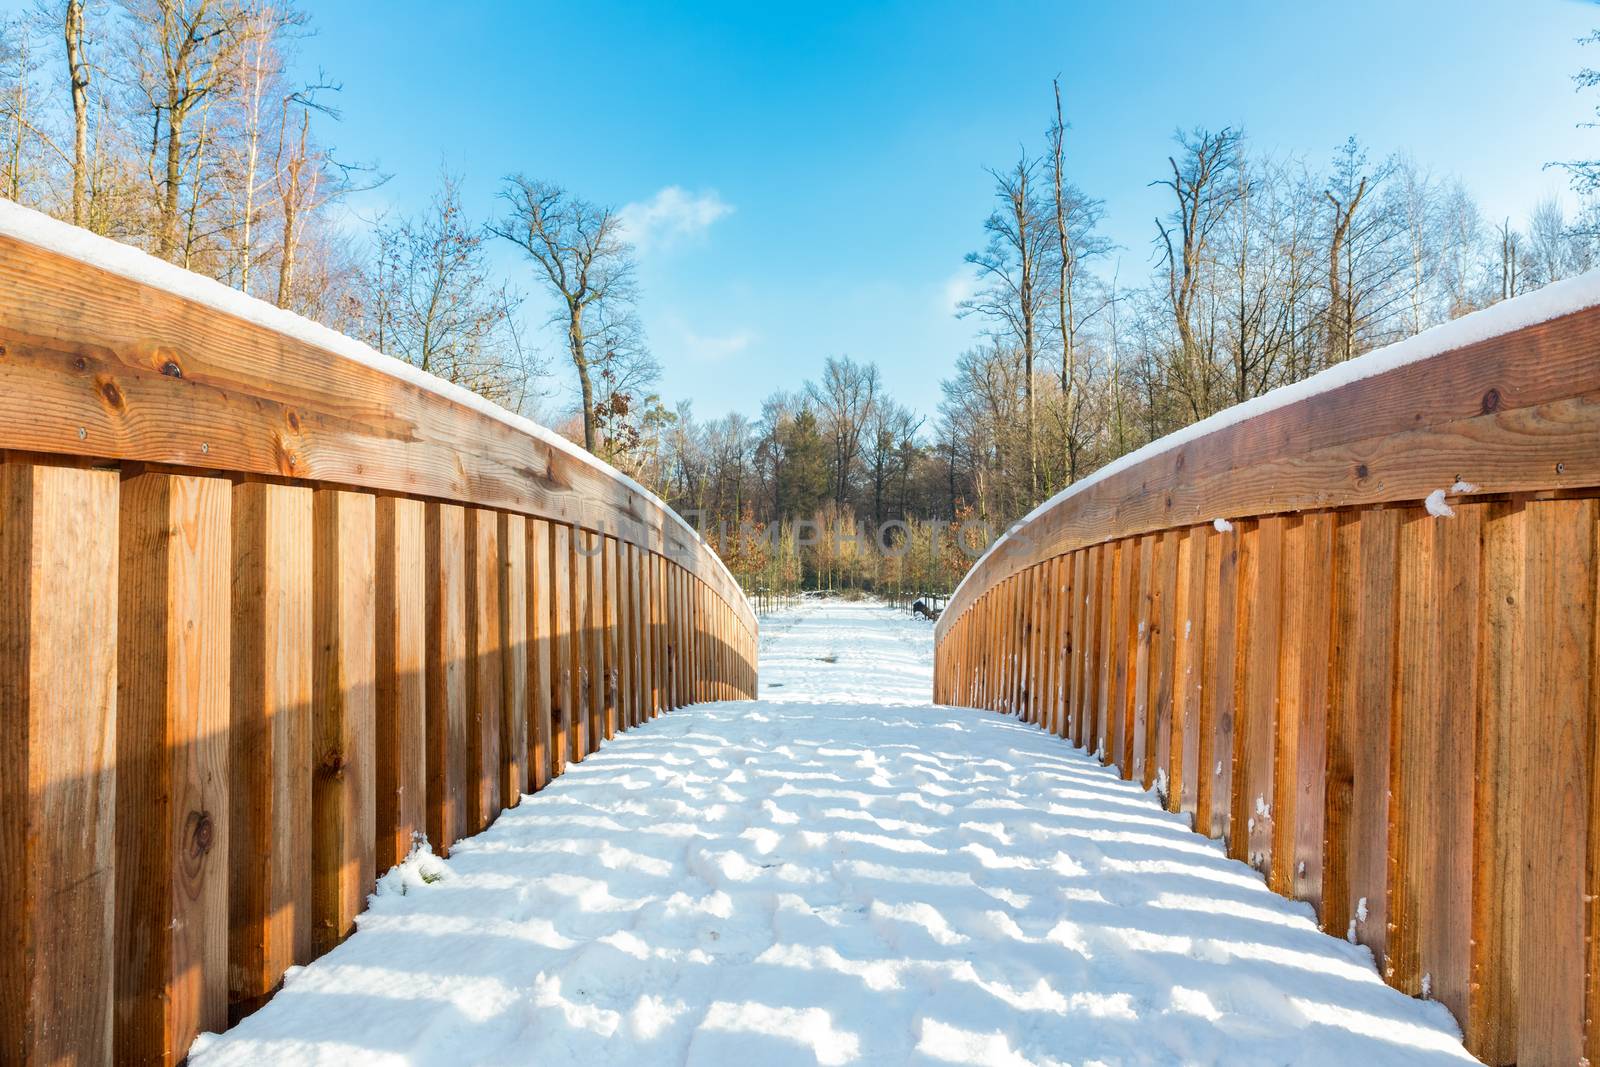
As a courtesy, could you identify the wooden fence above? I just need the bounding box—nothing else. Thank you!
[933,281,1600,1067]
[0,205,757,1065]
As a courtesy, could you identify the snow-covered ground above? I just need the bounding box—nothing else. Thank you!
[192,599,1470,1066]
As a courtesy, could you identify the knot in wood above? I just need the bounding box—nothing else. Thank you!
[321,748,349,778]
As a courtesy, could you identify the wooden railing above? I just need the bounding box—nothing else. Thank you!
[0,202,757,1065]
[933,278,1600,1067]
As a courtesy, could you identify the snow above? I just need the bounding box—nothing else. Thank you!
[950,267,1600,614]
[1211,518,1233,533]
[0,198,738,597]
[189,600,1470,1066]
[1424,490,1455,518]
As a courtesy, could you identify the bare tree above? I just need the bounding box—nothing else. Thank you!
[121,0,246,260]
[964,151,1048,495]
[805,354,879,509]
[1049,79,1111,483]
[1155,126,1243,419]
[492,175,645,454]
[366,170,532,406]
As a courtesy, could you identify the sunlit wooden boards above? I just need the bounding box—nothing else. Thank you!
[933,497,1600,1066]
[311,489,376,958]
[0,233,759,1061]
[114,472,232,1061]
[0,236,752,634]
[0,461,119,1064]
[374,496,426,873]
[229,481,314,1019]
[425,503,467,854]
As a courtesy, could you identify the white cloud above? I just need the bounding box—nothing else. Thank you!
[618,186,734,254]
[941,269,978,315]
[680,326,755,363]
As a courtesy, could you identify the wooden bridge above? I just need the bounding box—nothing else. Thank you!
[933,283,1600,1066]
[0,204,755,1064]
[2,196,1598,1065]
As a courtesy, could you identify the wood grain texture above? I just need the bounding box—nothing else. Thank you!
[374,495,425,873]
[311,489,375,958]
[0,235,752,630]
[1172,528,1206,818]
[425,503,467,853]
[549,523,574,775]
[228,480,313,1016]
[465,508,503,832]
[116,471,232,1064]
[0,461,118,1066]
[527,519,553,790]
[1283,512,1334,909]
[1469,501,1524,1062]
[1237,517,1282,872]
[1516,497,1594,1064]
[500,512,528,803]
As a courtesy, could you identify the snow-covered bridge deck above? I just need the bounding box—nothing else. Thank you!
[193,601,1468,1066]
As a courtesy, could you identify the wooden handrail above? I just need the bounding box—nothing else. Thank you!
[933,278,1600,1067]
[0,201,757,1064]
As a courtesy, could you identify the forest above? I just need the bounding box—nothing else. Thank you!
[4,3,1598,598]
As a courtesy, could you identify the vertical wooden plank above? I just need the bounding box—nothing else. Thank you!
[598,535,615,735]
[1068,549,1088,746]
[0,462,118,1065]
[1096,542,1121,762]
[549,523,574,776]
[1081,544,1105,755]
[569,526,592,760]
[1339,507,1399,962]
[229,481,314,1017]
[424,502,467,853]
[374,496,425,874]
[527,519,553,791]
[1049,559,1062,735]
[664,564,679,709]
[1468,499,1523,1062]
[500,513,528,803]
[1131,535,1154,782]
[1115,538,1141,776]
[1200,523,1238,841]
[1237,516,1282,872]
[1322,510,1362,938]
[116,472,231,1062]
[601,536,620,740]
[1174,526,1208,818]
[1151,531,1179,799]
[465,509,503,832]
[311,489,376,958]
[1391,504,1480,1014]
[657,554,669,713]
[588,531,604,748]
[646,552,660,716]
[1284,512,1334,910]
[1516,498,1594,1065]
[626,545,644,726]
[1026,564,1043,722]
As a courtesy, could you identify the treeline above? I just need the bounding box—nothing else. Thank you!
[639,81,1600,594]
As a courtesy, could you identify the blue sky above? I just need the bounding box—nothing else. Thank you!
[79,2,1600,418]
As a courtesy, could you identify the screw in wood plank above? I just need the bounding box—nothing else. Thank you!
[201,442,209,454]
[1557,462,1566,474]
[77,426,86,440]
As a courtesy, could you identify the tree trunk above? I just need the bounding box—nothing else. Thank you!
[568,306,596,453]
[65,0,88,229]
